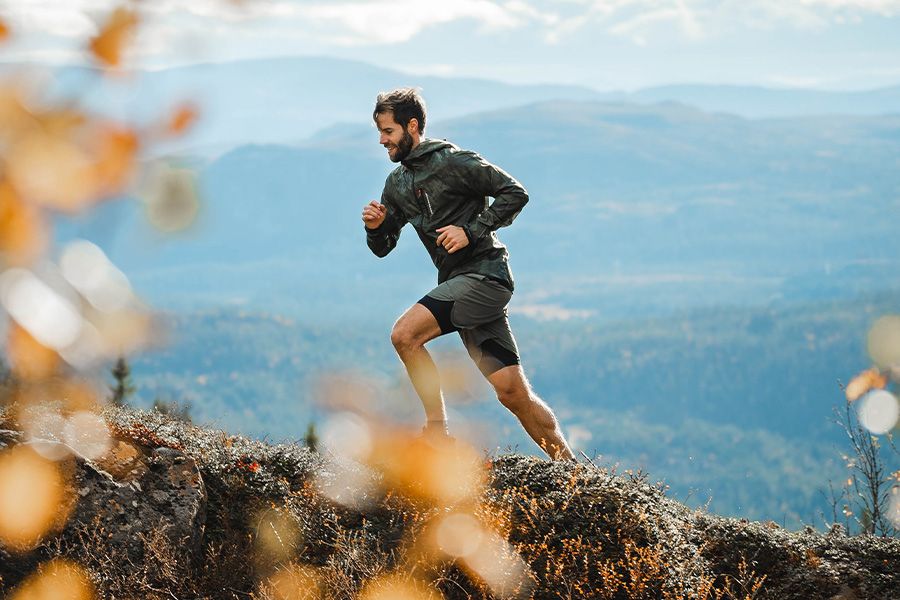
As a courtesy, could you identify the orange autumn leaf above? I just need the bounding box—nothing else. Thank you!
[166,103,199,135]
[0,18,10,43]
[93,126,139,196]
[846,368,889,402]
[89,8,139,68]
[0,180,47,266]
[6,131,98,213]
[7,323,60,380]
[38,108,87,138]
[0,87,36,146]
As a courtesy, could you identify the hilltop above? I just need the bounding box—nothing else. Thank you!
[0,405,897,599]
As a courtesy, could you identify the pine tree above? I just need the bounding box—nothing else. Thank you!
[0,356,12,403]
[303,421,319,452]
[110,356,136,406]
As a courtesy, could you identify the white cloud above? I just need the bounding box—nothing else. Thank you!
[1,0,897,66]
[286,0,526,45]
[544,0,900,44]
[801,0,900,17]
[3,0,103,38]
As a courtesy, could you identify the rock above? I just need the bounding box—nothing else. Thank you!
[65,443,207,562]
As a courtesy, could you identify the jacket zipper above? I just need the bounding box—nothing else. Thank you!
[411,172,433,218]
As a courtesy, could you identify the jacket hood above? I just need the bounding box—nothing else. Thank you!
[401,138,455,169]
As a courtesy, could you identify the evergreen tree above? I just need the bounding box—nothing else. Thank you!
[110,356,136,406]
[0,356,12,403]
[303,421,319,452]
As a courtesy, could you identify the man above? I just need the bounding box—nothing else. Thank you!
[362,88,574,461]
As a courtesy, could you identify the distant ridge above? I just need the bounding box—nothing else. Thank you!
[629,83,900,118]
[3,56,898,152]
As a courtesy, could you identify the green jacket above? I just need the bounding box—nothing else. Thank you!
[365,138,528,290]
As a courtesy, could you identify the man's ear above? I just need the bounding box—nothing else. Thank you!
[408,118,420,135]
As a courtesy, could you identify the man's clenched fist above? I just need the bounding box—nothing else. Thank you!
[436,225,469,254]
[362,201,387,229]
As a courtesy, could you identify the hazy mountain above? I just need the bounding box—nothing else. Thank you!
[6,57,899,160]
[628,84,900,118]
[16,56,602,154]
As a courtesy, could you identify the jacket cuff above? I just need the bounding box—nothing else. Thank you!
[365,222,384,235]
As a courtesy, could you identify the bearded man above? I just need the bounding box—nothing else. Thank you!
[362,88,574,461]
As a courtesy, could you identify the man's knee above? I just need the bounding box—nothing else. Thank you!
[390,321,414,352]
[495,380,531,413]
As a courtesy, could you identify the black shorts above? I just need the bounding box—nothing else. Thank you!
[417,274,520,377]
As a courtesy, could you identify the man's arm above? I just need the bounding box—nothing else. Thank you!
[364,192,407,258]
[451,150,529,245]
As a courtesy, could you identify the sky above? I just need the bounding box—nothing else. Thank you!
[1,0,900,91]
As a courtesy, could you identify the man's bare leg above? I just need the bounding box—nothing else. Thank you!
[488,365,575,461]
[390,303,445,425]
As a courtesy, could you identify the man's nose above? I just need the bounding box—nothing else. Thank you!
[379,134,388,145]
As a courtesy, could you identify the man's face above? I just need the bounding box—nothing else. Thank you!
[376,111,416,163]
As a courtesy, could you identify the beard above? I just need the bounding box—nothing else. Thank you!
[389,128,415,163]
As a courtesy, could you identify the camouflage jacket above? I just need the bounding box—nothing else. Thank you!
[365,138,528,291]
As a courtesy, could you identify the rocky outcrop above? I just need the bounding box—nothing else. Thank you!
[0,407,898,599]
[70,442,207,561]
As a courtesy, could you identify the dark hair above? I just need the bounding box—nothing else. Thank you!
[373,88,426,133]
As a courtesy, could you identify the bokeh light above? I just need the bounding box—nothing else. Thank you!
[867,315,900,370]
[313,458,378,510]
[60,240,134,313]
[433,512,484,558]
[368,429,485,505]
[856,389,900,435]
[63,411,112,460]
[888,486,900,529]
[0,446,70,551]
[462,530,532,599]
[17,403,70,461]
[261,564,321,600]
[321,411,373,461]
[7,130,97,212]
[8,559,95,600]
[6,323,60,380]
[357,574,441,600]
[0,268,84,351]
[313,372,378,416]
[0,180,47,266]
[141,163,200,233]
[254,507,302,565]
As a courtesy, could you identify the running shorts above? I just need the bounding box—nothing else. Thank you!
[417,273,520,377]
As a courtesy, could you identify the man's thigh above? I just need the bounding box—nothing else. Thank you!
[418,274,512,335]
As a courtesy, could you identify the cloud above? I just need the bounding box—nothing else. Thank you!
[801,0,900,17]
[284,0,528,45]
[1,0,898,66]
[544,0,900,44]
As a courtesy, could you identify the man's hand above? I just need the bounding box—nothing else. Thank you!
[362,201,387,229]
[435,225,469,254]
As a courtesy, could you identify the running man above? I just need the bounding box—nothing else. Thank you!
[362,88,574,461]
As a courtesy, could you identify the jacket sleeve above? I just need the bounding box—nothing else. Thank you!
[365,188,407,258]
[451,150,529,244]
